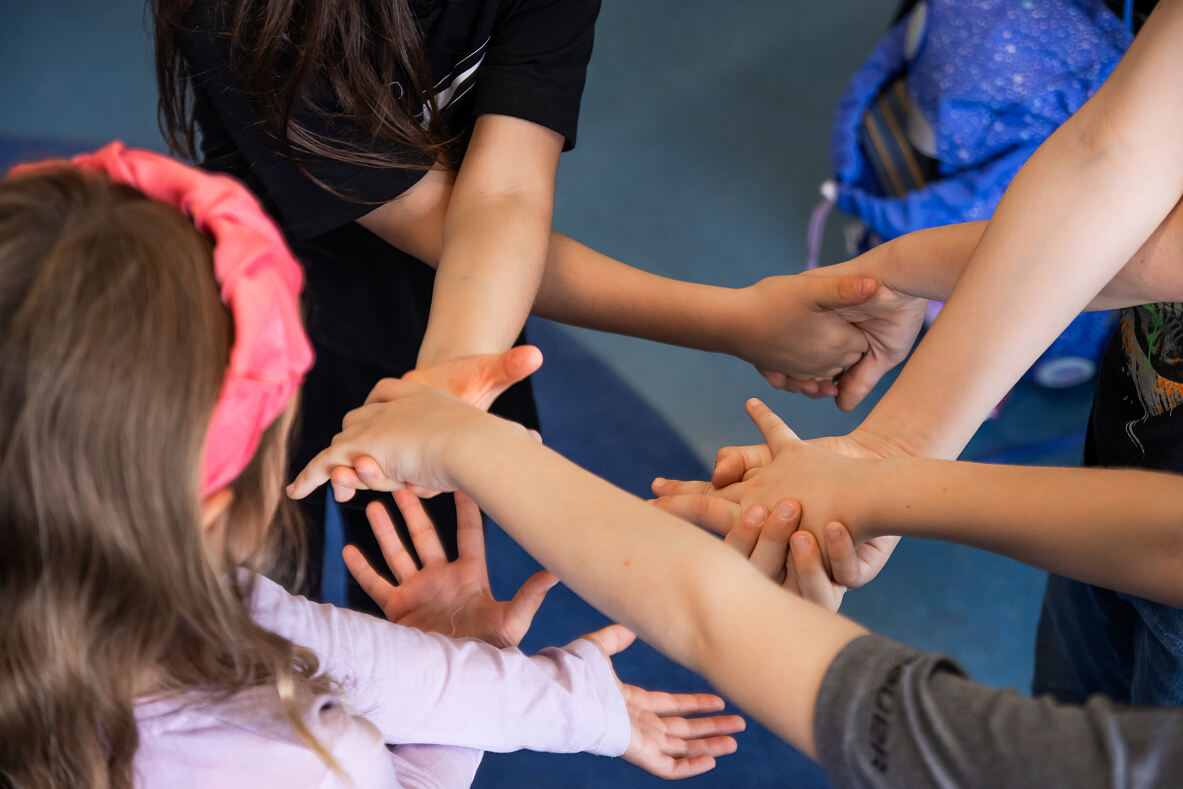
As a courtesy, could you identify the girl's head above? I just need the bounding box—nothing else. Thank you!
[0,145,322,788]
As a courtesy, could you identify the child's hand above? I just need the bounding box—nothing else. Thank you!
[578,625,746,779]
[799,266,928,412]
[716,497,867,613]
[328,345,543,500]
[651,398,902,593]
[288,379,515,501]
[710,441,771,488]
[731,273,872,391]
[347,489,556,647]
[401,343,542,412]
[738,267,926,408]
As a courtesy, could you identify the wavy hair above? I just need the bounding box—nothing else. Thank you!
[0,167,336,788]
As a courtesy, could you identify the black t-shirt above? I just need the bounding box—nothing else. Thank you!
[178,0,600,451]
[183,0,598,240]
[1087,303,1183,472]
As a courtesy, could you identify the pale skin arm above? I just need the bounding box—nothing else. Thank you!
[359,125,877,388]
[851,0,1183,459]
[837,197,1183,312]
[792,193,1183,411]
[287,384,867,760]
[655,399,1183,609]
[362,114,563,365]
[856,459,1183,608]
[686,195,1183,602]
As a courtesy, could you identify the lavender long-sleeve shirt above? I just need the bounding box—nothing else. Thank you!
[134,574,631,787]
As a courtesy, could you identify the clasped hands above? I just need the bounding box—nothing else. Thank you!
[651,398,903,612]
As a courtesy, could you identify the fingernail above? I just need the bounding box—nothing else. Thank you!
[791,534,810,552]
[775,500,796,519]
[744,506,768,523]
[653,477,666,486]
[746,397,761,409]
[826,524,842,543]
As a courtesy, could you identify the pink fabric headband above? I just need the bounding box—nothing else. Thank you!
[10,142,313,497]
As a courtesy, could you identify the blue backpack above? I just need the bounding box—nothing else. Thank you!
[824,0,1134,387]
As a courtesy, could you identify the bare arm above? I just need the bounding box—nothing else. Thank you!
[853,0,1183,459]
[856,460,1183,607]
[655,400,1183,609]
[288,386,867,759]
[843,194,1183,311]
[361,114,562,365]
[359,146,875,384]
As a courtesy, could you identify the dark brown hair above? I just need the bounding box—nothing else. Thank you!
[0,166,336,788]
[154,0,451,173]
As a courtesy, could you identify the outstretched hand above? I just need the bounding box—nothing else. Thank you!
[578,625,746,779]
[347,488,555,647]
[328,345,543,500]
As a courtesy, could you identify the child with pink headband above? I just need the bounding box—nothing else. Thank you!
[0,144,742,788]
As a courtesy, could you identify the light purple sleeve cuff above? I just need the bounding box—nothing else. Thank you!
[562,638,632,757]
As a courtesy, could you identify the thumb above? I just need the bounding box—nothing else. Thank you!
[502,344,544,382]
[808,274,876,311]
[834,351,893,411]
[578,624,637,657]
[469,345,544,410]
[507,570,559,631]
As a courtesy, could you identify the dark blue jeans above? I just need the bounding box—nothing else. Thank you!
[1033,573,1183,705]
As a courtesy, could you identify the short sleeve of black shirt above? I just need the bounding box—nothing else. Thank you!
[180,0,599,242]
[471,0,600,152]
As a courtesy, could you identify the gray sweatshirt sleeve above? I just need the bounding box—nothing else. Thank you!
[814,634,1183,789]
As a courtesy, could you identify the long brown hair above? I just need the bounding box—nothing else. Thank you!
[154,0,452,173]
[0,167,336,788]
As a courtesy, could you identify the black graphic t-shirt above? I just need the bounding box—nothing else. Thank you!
[1087,303,1183,472]
[182,0,599,240]
[178,0,600,466]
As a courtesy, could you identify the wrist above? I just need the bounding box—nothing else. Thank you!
[676,283,751,358]
[845,423,930,460]
[715,286,754,358]
[847,457,906,541]
[442,410,535,488]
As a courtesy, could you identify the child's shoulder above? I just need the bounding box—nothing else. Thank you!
[135,685,396,788]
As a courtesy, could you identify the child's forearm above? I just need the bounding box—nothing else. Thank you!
[853,202,1183,312]
[415,114,562,366]
[531,233,744,354]
[251,574,629,755]
[855,459,1183,606]
[445,418,865,759]
[417,189,552,364]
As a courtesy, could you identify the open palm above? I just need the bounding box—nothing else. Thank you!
[346,488,555,648]
[579,625,746,779]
